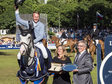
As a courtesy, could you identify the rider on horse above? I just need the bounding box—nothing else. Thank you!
[90,23,100,46]
[15,8,48,66]
[60,29,68,45]
[14,1,52,83]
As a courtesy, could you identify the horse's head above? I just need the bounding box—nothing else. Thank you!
[19,26,35,67]
[19,26,34,56]
[20,33,32,55]
[84,35,91,41]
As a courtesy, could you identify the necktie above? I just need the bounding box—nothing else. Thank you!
[75,53,80,62]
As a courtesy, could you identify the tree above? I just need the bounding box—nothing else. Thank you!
[0,0,15,30]
[0,0,112,31]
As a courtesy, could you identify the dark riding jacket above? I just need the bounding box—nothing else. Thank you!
[61,32,67,39]
[90,28,99,40]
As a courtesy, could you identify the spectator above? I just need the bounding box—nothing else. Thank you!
[71,32,75,39]
[67,32,72,39]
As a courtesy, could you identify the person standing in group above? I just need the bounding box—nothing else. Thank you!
[72,40,93,84]
[52,45,71,84]
[90,23,100,45]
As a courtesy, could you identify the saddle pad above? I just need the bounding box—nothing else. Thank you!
[48,63,62,72]
[59,39,67,45]
[62,64,77,72]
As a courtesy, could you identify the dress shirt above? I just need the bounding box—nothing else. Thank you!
[78,50,86,59]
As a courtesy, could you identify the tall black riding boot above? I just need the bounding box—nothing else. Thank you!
[44,58,49,69]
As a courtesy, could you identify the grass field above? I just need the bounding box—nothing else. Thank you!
[0,49,97,84]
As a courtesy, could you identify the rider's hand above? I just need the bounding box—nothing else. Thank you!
[14,5,19,10]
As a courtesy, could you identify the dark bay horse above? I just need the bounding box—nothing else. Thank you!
[17,28,52,84]
[84,35,104,61]
[50,36,78,53]
[50,36,60,47]
[63,38,78,53]
[84,35,96,62]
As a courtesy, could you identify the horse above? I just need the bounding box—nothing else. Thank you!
[17,28,52,84]
[62,38,78,53]
[50,35,60,48]
[84,35,96,62]
[50,36,78,53]
[84,35,104,61]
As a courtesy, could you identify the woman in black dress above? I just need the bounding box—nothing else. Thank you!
[52,45,71,84]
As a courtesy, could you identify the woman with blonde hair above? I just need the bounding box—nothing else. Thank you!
[52,45,71,84]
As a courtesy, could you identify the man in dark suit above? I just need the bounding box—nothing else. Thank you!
[90,23,99,45]
[72,40,93,84]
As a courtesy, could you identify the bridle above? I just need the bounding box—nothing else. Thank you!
[20,40,31,56]
[20,36,35,66]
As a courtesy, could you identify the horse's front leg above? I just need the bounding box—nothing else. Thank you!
[101,48,105,60]
[91,52,94,62]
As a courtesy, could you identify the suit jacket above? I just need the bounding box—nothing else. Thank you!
[73,51,93,84]
[90,28,99,40]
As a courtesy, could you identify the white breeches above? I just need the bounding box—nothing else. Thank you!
[92,39,99,46]
[17,42,48,60]
[95,39,99,45]
[34,42,48,59]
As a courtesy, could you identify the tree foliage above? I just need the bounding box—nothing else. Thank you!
[0,0,112,32]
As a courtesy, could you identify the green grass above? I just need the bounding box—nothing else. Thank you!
[0,50,97,84]
[0,50,20,84]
